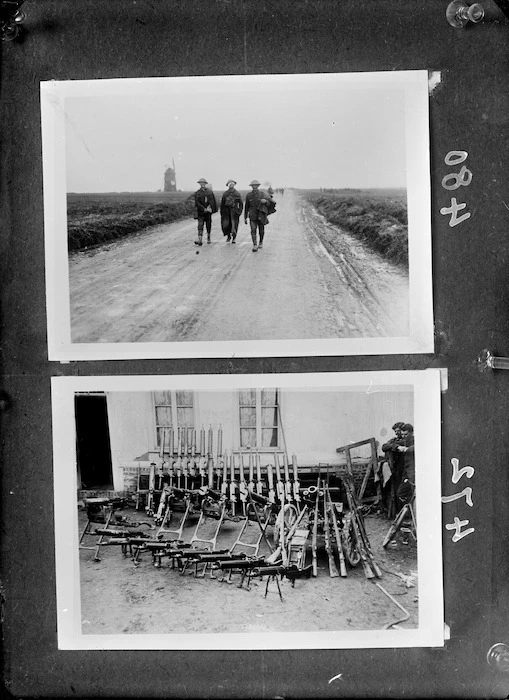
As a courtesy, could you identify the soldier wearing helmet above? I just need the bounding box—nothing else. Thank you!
[220,179,243,243]
[244,179,276,252]
[194,178,218,246]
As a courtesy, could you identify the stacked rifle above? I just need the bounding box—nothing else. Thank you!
[141,426,305,519]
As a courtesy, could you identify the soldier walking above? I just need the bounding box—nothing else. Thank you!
[194,178,218,246]
[244,179,276,252]
[220,180,244,243]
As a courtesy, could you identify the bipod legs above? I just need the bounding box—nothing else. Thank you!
[264,574,284,602]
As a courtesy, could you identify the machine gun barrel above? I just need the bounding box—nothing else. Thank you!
[196,552,247,564]
[215,557,265,570]
[94,528,150,538]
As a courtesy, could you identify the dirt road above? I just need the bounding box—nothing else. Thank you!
[69,191,409,343]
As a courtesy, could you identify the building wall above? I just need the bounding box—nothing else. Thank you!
[106,388,413,490]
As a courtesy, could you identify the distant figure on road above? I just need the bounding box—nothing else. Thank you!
[194,178,218,246]
[244,179,276,252]
[220,180,244,243]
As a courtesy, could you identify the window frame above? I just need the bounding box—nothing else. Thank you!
[153,391,195,448]
[238,388,280,450]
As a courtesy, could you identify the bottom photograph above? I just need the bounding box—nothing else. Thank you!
[52,370,444,650]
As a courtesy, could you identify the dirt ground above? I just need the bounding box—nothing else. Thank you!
[79,505,418,637]
[69,190,409,343]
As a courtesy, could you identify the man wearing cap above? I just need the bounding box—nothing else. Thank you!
[244,180,275,252]
[220,180,244,243]
[396,423,415,504]
[382,422,405,517]
[194,178,218,246]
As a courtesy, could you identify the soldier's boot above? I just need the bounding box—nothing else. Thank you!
[194,234,203,246]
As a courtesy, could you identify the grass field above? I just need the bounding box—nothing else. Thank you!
[67,192,195,251]
[301,188,408,266]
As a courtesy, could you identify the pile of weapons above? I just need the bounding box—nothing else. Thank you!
[91,443,382,597]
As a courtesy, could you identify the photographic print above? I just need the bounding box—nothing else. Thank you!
[52,371,444,650]
[42,71,433,360]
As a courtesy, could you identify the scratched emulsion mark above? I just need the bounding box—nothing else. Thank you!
[441,457,475,542]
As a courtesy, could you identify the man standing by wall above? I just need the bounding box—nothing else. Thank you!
[194,178,217,246]
[396,423,415,504]
[220,180,243,243]
[244,179,275,252]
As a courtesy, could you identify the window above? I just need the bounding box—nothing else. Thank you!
[154,391,194,446]
[239,388,279,448]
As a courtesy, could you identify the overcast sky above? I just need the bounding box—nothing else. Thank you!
[64,74,410,193]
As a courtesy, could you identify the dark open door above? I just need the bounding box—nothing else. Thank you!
[75,394,113,490]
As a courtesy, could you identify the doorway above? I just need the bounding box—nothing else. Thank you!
[75,394,113,490]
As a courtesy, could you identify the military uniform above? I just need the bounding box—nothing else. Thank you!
[244,180,276,251]
[220,180,243,242]
[194,179,217,245]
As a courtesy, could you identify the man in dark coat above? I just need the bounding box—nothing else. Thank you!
[396,423,415,504]
[194,178,218,246]
[244,179,276,252]
[220,180,243,243]
[382,422,405,517]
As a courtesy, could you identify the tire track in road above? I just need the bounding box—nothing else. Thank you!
[297,196,409,338]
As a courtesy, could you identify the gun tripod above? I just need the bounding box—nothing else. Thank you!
[382,493,417,548]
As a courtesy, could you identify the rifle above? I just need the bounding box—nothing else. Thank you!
[283,453,293,503]
[197,426,207,485]
[175,428,183,488]
[256,451,264,496]
[146,462,156,516]
[292,454,301,505]
[189,428,197,480]
[323,486,339,578]
[229,453,237,510]
[247,451,255,493]
[311,477,320,577]
[274,452,285,505]
[182,429,189,488]
[216,425,223,489]
[221,452,228,500]
[326,487,347,577]
[158,428,166,489]
[238,453,248,513]
[343,479,375,579]
[267,461,276,503]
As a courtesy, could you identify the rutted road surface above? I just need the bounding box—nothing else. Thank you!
[69,190,409,343]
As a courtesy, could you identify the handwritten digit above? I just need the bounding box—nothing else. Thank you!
[445,151,468,166]
[450,457,475,484]
[445,517,475,542]
[441,487,473,507]
[441,166,473,190]
[440,198,471,227]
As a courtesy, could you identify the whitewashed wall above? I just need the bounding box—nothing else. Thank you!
[106,387,414,490]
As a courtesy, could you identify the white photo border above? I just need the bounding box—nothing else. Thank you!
[42,70,434,361]
[52,369,444,650]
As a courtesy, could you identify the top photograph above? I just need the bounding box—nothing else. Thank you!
[41,71,433,360]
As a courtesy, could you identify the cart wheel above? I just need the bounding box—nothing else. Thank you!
[342,513,361,566]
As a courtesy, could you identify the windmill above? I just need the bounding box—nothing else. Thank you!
[163,158,177,192]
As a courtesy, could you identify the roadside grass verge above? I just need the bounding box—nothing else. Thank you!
[301,189,408,266]
[67,192,195,251]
